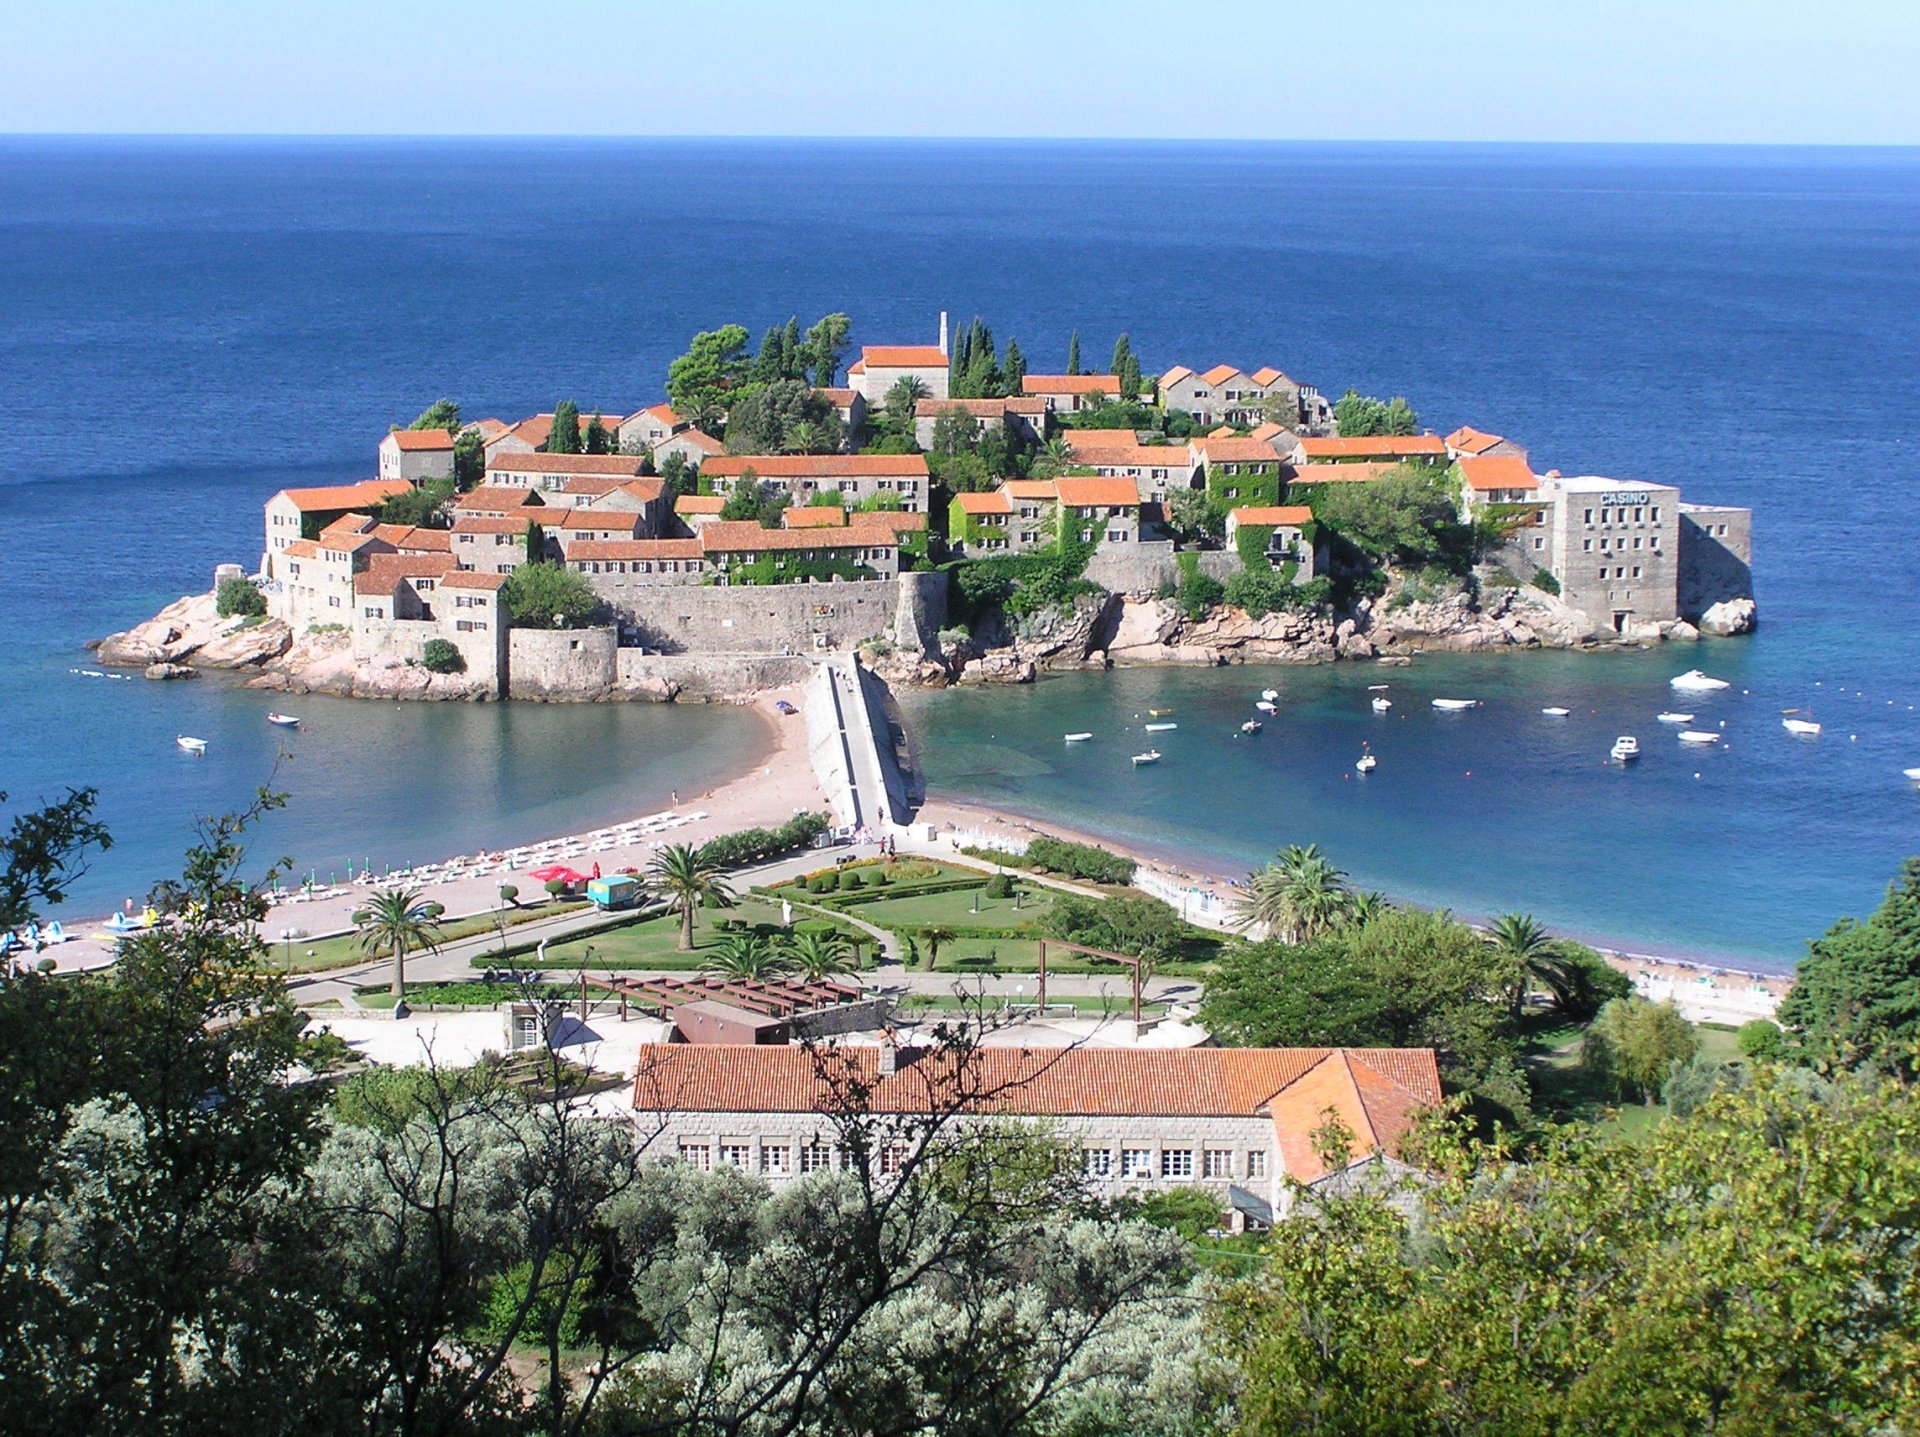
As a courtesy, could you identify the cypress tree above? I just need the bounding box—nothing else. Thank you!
[949,328,972,398]
[964,321,999,399]
[1110,333,1132,377]
[1066,331,1081,376]
[524,518,547,562]
[1003,337,1027,393]
[1119,352,1143,402]
[548,401,582,454]
[781,316,802,379]
[583,411,610,454]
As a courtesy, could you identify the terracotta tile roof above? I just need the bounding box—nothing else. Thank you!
[451,515,536,536]
[781,506,849,528]
[1288,461,1402,484]
[318,532,391,556]
[1230,505,1314,526]
[1248,421,1289,443]
[665,429,725,457]
[1268,1050,1439,1182]
[699,522,900,554]
[631,1045,1439,1136]
[486,452,645,478]
[455,486,545,513]
[955,490,1012,515]
[372,524,454,553]
[847,509,928,533]
[362,552,459,581]
[1249,366,1290,388]
[675,494,725,514]
[1158,364,1194,386]
[1445,426,1510,455]
[387,427,454,451]
[642,402,683,425]
[441,570,507,591]
[1053,476,1143,507]
[861,345,948,368]
[281,539,320,559]
[321,512,377,536]
[353,571,402,597]
[568,539,705,562]
[558,476,622,496]
[845,360,865,376]
[1201,364,1244,386]
[1072,442,1197,470]
[913,396,1044,419]
[1198,437,1284,464]
[505,415,554,448]
[1208,424,1238,438]
[274,479,412,512]
[814,387,858,406]
[617,477,667,504]
[1058,428,1147,449]
[470,418,510,441]
[704,454,930,478]
[550,508,644,531]
[1023,374,1120,396]
[1299,435,1447,459]
[1001,479,1059,501]
[1457,454,1538,493]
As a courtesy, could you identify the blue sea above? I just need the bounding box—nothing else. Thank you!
[3,137,1917,968]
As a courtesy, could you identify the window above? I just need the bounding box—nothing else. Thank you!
[1121,1147,1153,1180]
[1534,536,1545,550]
[1083,1148,1113,1180]
[718,1143,750,1168]
[1583,539,1593,552]
[879,1144,908,1176]
[1204,1149,1232,1179]
[1246,1151,1269,1179]
[1633,537,1642,550]
[1632,566,1642,578]
[1160,1148,1195,1179]
[760,1145,791,1176]
[801,1142,833,1174]
[678,1143,711,1171]
[1651,507,1661,522]
[1583,508,1593,525]
[1634,507,1644,522]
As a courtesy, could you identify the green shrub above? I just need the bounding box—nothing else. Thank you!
[990,836,1138,886]
[544,879,569,898]
[841,871,864,891]
[498,884,519,907]
[1737,1018,1787,1061]
[985,874,1014,899]
[1532,567,1561,596]
[809,871,840,894]
[866,867,890,886]
[700,812,829,868]
[215,575,266,618]
[421,638,465,674]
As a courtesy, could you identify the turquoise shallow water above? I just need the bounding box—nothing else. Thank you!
[904,642,1920,974]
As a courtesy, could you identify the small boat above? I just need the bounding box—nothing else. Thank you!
[1144,722,1177,732]
[1256,700,1277,714]
[1679,730,1721,745]
[1657,712,1693,724]
[1149,708,1174,717]
[1541,707,1570,717]
[1670,670,1731,692]
[1783,718,1821,736]
[1064,732,1093,743]
[1372,697,1392,712]
[1240,720,1262,734]
[1131,750,1162,766]
[1355,753,1377,773]
[1611,736,1640,762]
[1432,698,1478,711]
[1366,684,1390,691]
[1905,768,1920,783]
[267,712,302,728]
[1260,689,1279,701]
[176,736,208,755]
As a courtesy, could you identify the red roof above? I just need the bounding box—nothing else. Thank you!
[442,570,508,591]
[1299,435,1446,459]
[1457,454,1538,493]
[1231,505,1313,526]
[861,345,948,368]
[675,494,725,514]
[814,387,858,406]
[371,523,453,553]
[782,506,849,528]
[1158,365,1195,386]
[847,509,927,533]
[1057,428,1147,449]
[1445,426,1510,455]
[1023,374,1120,396]
[664,429,725,456]
[1197,437,1283,464]
[954,491,1012,515]
[550,508,644,531]
[1201,364,1244,386]
[1053,476,1142,507]
[1249,366,1291,387]
[486,453,644,477]
[1288,462,1402,485]
[699,522,900,554]
[455,486,544,513]
[358,552,459,588]
[451,515,535,536]
[387,428,454,451]
[568,539,704,561]
[703,454,929,479]
[274,479,411,512]
[1072,442,1196,469]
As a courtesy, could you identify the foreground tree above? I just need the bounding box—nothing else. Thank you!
[500,560,599,629]
[1231,843,1349,944]
[1584,995,1699,1104]
[353,885,445,1003]
[649,842,735,951]
[785,926,855,981]
[1778,855,1920,1077]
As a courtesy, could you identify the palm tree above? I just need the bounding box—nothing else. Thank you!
[785,420,824,456]
[1231,845,1350,944]
[704,930,789,982]
[884,375,930,428]
[785,927,856,982]
[1031,436,1073,479]
[352,886,445,1003]
[916,925,957,972]
[649,843,735,952]
[1487,911,1565,1018]
[1345,890,1389,928]
[1230,864,1292,938]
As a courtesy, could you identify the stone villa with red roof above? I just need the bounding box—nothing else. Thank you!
[847,343,951,406]
[378,428,456,483]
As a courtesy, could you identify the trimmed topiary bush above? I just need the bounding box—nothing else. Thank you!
[985,873,1014,899]
[841,871,864,892]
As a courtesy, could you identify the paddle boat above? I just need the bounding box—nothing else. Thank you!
[1541,706,1570,717]
[1260,689,1279,702]
[1657,712,1693,724]
[1372,696,1393,713]
[267,712,301,728]
[1064,731,1093,743]
[1431,698,1478,711]
[1255,700,1277,714]
[1670,670,1731,692]
[1240,719,1262,735]
[1679,730,1721,745]
[1355,752,1377,773]
[176,736,208,755]
[1611,736,1641,763]
[1783,717,1822,736]
[1131,750,1162,767]
[1144,721,1177,732]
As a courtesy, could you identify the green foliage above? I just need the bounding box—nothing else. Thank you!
[1778,857,1920,1077]
[524,517,547,562]
[666,324,751,425]
[840,869,864,891]
[452,429,484,488]
[803,312,852,387]
[1041,893,1192,965]
[1000,836,1137,885]
[1122,1185,1227,1241]
[215,575,266,618]
[1532,565,1561,595]
[1205,464,1282,511]
[1661,1054,1748,1119]
[1059,400,1160,431]
[501,561,600,629]
[419,638,464,674]
[1233,522,1277,571]
[582,410,611,454]
[353,884,445,1000]
[1585,996,1701,1104]
[1065,330,1081,375]
[1307,464,1477,574]
[409,398,459,431]
[0,785,111,945]
[718,470,790,528]
[697,812,828,869]
[650,841,736,951]
[984,874,1014,900]
[1173,554,1223,621]
[1738,1017,1788,1061]
[1222,566,1330,618]
[808,870,840,894]
[724,377,832,455]
[1332,388,1420,437]
[547,399,582,455]
[1163,487,1224,546]
[371,475,455,529]
[544,878,569,898]
[947,541,1099,624]
[497,883,519,907]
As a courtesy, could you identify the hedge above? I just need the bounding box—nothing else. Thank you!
[699,812,829,868]
[961,838,1136,886]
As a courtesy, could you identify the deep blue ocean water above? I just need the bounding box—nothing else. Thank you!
[2,137,1916,966]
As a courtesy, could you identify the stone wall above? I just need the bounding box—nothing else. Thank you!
[891,570,948,652]
[1678,505,1754,619]
[613,652,814,701]
[508,626,618,699]
[1084,540,1180,595]
[595,578,906,656]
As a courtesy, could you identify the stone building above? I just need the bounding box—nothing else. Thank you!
[629,1043,1442,1230]
[1224,505,1316,579]
[1156,365,1301,427]
[1054,476,1144,545]
[701,454,931,512]
[846,344,950,405]
[1540,474,1683,636]
[1062,440,1199,504]
[377,428,455,483]
[1020,373,1119,411]
[912,396,1048,449]
[485,452,647,491]
[262,480,411,578]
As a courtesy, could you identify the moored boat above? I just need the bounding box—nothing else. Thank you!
[1064,732,1093,743]
[1670,670,1731,692]
[1431,698,1478,711]
[1541,707,1570,716]
[1144,721,1177,732]
[267,712,301,728]
[1260,689,1279,702]
[1372,697,1392,712]
[176,736,207,755]
[1679,730,1721,745]
[1783,718,1821,736]
[1905,768,1920,783]
[1131,750,1162,767]
[1256,700,1277,714]
[1611,736,1640,762]
[1240,720,1262,734]
[1657,712,1693,724]
[1355,753,1377,773]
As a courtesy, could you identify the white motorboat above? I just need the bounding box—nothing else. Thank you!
[1064,732,1093,743]
[1541,706,1570,716]
[1783,718,1821,736]
[1670,670,1731,693]
[1656,712,1693,724]
[1905,768,1920,783]
[1256,700,1278,714]
[1240,720,1262,734]
[1367,684,1390,691]
[1679,730,1721,745]
[1372,697,1393,712]
[1131,750,1162,766]
[1144,722,1178,732]
[267,712,302,728]
[1355,753,1377,773]
[1260,689,1279,701]
[1432,698,1478,711]
[1611,736,1640,762]
[176,736,208,755]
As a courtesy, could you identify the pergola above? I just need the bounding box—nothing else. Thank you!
[580,973,866,1021]
[1033,939,1147,1023]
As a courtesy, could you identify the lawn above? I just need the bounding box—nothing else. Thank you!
[273,901,592,973]
[844,883,1059,933]
[487,897,874,972]
[1525,1017,1748,1138]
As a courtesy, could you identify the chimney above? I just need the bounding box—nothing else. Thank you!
[938,310,949,356]
[876,1028,897,1076]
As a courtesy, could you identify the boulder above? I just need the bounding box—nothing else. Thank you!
[957,651,1036,685]
[197,619,293,667]
[1698,598,1757,637]
[144,662,198,681]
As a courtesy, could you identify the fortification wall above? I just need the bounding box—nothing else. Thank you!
[613,652,814,701]
[1678,507,1754,618]
[592,578,904,655]
[508,627,618,699]
[892,570,948,652]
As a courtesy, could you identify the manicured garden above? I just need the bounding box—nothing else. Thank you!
[482,895,872,972]
[276,900,592,973]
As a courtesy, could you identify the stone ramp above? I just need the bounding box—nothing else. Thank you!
[802,655,912,833]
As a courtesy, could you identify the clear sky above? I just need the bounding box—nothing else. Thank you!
[5,0,1917,144]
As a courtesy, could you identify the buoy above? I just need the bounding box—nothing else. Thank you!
[1694,772,1702,780]
[1852,734,1859,741]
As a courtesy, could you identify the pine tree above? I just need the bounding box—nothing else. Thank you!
[1110,333,1133,378]
[548,401,582,454]
[583,411,610,454]
[1066,331,1081,376]
[1003,337,1027,394]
